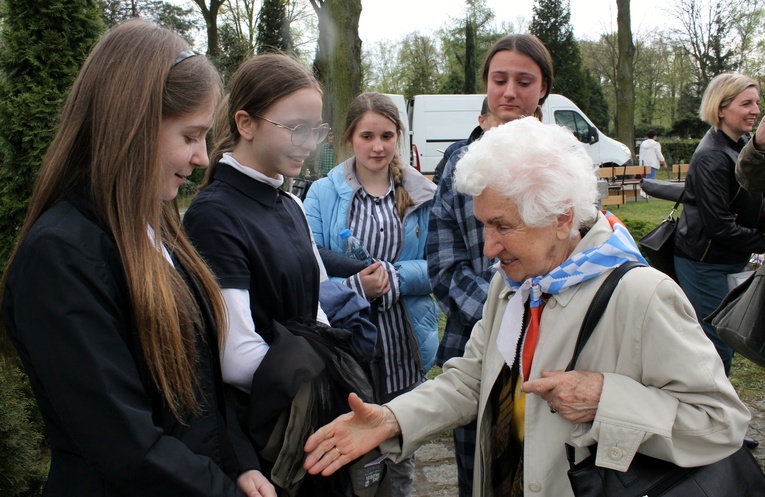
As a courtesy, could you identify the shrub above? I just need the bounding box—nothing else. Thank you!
[0,358,47,497]
[662,140,700,165]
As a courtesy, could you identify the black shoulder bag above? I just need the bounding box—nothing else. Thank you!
[638,196,682,282]
[705,263,765,368]
[565,262,765,497]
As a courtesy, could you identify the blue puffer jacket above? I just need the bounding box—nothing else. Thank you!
[304,157,439,373]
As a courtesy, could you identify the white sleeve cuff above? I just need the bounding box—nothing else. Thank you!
[220,288,269,394]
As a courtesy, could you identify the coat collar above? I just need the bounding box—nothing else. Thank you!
[336,157,436,212]
[213,162,284,209]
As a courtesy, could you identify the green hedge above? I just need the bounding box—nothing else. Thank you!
[0,358,47,497]
[661,139,700,165]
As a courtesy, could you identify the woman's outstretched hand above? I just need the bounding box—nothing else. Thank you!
[303,393,401,476]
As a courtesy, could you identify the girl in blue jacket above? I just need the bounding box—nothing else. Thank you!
[303,92,439,497]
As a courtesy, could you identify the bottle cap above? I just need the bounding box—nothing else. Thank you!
[339,228,351,239]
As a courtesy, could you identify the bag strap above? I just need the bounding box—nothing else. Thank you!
[566,261,645,371]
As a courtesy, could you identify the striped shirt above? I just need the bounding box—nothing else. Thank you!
[347,183,420,394]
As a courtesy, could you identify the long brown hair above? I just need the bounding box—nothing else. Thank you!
[204,52,322,186]
[342,92,413,218]
[482,33,554,115]
[1,19,225,420]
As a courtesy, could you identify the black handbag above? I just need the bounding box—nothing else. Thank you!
[638,197,682,282]
[565,262,765,497]
[705,264,765,368]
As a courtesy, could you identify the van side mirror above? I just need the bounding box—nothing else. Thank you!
[588,125,599,145]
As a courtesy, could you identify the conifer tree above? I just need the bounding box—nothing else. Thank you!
[256,0,293,53]
[530,0,590,110]
[0,2,101,494]
[0,0,102,268]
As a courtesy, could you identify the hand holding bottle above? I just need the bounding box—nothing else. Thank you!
[357,262,390,299]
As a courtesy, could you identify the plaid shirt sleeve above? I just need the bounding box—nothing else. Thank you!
[427,152,495,330]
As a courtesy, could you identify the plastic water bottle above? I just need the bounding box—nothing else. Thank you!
[339,229,373,265]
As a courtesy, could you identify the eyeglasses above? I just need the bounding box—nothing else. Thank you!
[253,115,331,146]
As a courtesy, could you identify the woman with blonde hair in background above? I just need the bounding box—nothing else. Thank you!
[674,73,765,379]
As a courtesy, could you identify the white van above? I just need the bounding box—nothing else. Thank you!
[542,94,632,170]
[404,93,632,175]
[383,93,412,168]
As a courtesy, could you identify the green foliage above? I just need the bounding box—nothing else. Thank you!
[0,0,103,271]
[0,3,100,490]
[585,69,609,131]
[256,0,293,53]
[634,124,669,139]
[100,0,199,43]
[362,40,406,94]
[662,139,701,165]
[530,0,589,111]
[0,358,47,497]
[399,33,441,99]
[211,22,253,82]
[436,0,500,96]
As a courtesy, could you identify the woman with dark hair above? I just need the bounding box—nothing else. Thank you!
[1,19,274,497]
[303,92,438,496]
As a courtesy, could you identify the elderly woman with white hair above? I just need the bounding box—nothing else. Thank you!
[301,117,750,497]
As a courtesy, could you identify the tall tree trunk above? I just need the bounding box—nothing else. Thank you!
[192,0,225,56]
[463,16,476,94]
[310,0,362,150]
[615,0,635,157]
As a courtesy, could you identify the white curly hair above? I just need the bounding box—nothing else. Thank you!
[455,116,599,235]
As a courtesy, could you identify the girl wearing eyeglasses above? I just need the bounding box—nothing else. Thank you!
[183,53,339,494]
[303,92,439,497]
[185,52,328,387]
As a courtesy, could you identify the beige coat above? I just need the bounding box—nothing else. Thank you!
[383,213,750,497]
[736,138,765,193]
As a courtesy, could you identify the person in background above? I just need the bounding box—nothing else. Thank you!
[0,19,274,497]
[639,129,666,180]
[674,72,765,395]
[182,53,336,494]
[431,97,500,185]
[302,117,750,497]
[303,92,439,497]
[316,130,336,178]
[638,129,666,199]
[426,33,553,497]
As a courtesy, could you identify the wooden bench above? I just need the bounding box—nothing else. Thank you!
[615,165,649,201]
[598,166,624,207]
[669,163,690,182]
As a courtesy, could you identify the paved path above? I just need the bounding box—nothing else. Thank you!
[412,397,765,496]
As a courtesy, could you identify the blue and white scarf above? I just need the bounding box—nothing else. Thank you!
[496,213,648,371]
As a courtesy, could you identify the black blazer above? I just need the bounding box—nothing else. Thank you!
[2,188,259,497]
